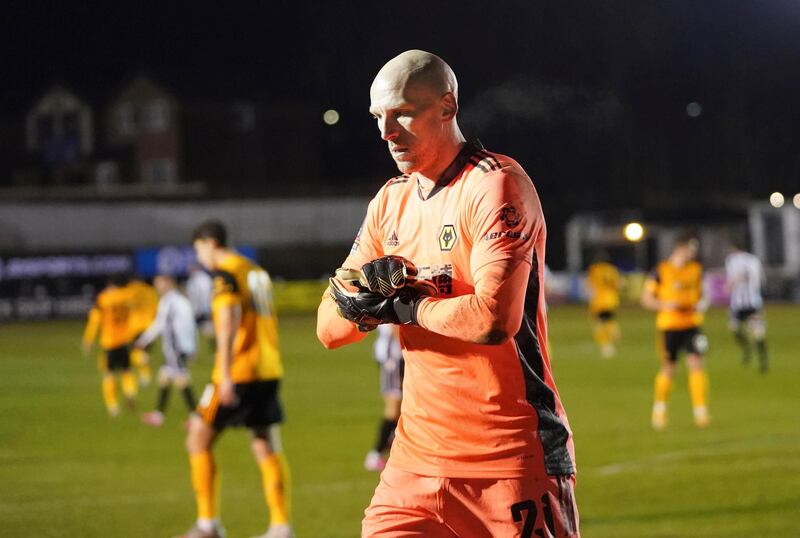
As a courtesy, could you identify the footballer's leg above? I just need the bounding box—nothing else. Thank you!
[687,353,710,427]
[130,346,152,387]
[251,426,293,538]
[101,371,119,417]
[652,332,676,430]
[142,367,172,426]
[729,312,751,365]
[178,414,224,538]
[747,313,768,373]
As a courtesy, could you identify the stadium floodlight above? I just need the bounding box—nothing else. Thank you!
[793,193,800,209]
[769,192,785,208]
[323,109,340,125]
[623,222,645,242]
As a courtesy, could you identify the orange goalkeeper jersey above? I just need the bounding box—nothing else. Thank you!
[318,140,575,479]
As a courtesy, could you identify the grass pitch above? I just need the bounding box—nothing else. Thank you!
[1,305,798,537]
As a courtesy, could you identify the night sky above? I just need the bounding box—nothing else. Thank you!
[3,1,800,208]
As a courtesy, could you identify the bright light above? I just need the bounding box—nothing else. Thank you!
[794,193,800,209]
[686,102,703,118]
[623,222,645,242]
[323,109,340,125]
[769,192,785,208]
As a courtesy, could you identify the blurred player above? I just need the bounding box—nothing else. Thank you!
[586,250,621,358]
[126,277,159,386]
[318,50,579,537]
[176,220,292,538]
[81,274,138,416]
[187,264,215,342]
[641,233,710,429]
[364,324,403,472]
[725,240,768,372]
[137,274,198,427]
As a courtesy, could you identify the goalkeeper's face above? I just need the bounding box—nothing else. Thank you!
[369,77,456,177]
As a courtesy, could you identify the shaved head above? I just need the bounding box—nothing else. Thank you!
[369,50,465,179]
[371,50,458,101]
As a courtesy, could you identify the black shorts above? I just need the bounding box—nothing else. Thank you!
[595,310,616,321]
[731,308,759,322]
[197,379,284,431]
[105,346,131,371]
[660,328,708,363]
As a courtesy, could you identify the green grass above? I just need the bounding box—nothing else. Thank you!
[1,305,798,537]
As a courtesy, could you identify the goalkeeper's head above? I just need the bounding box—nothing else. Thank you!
[192,219,228,270]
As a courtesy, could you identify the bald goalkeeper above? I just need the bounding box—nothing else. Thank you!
[317,50,580,537]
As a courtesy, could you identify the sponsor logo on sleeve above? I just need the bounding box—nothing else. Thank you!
[501,206,521,227]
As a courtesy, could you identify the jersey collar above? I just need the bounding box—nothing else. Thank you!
[419,138,484,200]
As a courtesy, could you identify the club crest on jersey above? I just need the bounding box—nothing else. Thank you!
[501,206,521,228]
[439,224,457,251]
[385,231,399,247]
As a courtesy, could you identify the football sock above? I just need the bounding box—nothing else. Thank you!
[593,323,610,348]
[157,386,171,413]
[733,328,751,363]
[259,453,291,526]
[375,419,397,453]
[131,349,152,385]
[688,370,709,409]
[120,371,138,399]
[182,386,197,411]
[653,372,673,405]
[190,451,218,520]
[102,376,118,412]
[755,340,768,371]
[609,320,621,343]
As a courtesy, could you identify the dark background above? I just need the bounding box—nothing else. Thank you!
[2,1,799,245]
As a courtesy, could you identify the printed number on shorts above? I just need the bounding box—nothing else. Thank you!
[511,476,577,537]
[248,269,274,317]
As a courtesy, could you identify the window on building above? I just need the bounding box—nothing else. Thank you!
[143,158,177,184]
[118,103,137,135]
[145,100,169,132]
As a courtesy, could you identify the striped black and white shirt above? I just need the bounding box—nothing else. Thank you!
[725,251,764,312]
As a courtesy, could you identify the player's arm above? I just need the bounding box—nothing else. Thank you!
[696,268,710,312]
[210,273,242,404]
[135,298,167,348]
[640,272,662,311]
[81,306,101,355]
[317,197,384,349]
[415,257,529,344]
[413,170,539,345]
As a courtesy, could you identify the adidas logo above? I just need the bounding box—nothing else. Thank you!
[386,231,399,247]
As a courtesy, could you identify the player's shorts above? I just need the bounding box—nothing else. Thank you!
[594,310,615,321]
[105,345,131,371]
[363,464,580,537]
[659,327,708,363]
[159,352,191,380]
[379,357,403,398]
[197,379,284,431]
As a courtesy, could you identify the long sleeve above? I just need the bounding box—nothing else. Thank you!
[316,291,369,349]
[82,307,101,344]
[415,258,529,344]
[136,296,168,348]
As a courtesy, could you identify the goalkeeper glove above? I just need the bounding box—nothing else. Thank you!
[355,255,420,297]
[329,260,437,331]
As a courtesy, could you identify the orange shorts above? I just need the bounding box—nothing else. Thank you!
[362,464,579,537]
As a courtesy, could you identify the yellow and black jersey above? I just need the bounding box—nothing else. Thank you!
[82,286,135,350]
[587,261,620,314]
[125,280,159,336]
[211,253,282,383]
[645,260,704,331]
